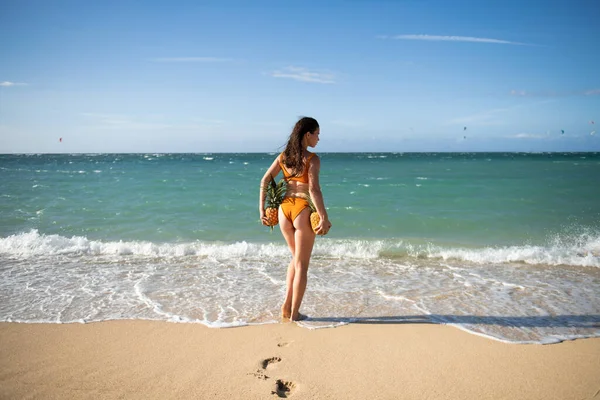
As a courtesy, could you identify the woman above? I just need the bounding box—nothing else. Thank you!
[259,117,332,321]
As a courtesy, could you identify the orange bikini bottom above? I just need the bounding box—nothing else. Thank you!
[280,197,310,223]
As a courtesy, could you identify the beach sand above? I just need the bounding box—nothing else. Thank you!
[1,320,599,399]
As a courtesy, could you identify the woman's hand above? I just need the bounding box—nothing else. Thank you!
[315,217,332,236]
[259,209,269,226]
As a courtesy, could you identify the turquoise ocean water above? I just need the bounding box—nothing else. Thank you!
[1,152,599,343]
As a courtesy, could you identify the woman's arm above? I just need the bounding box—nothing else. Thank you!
[307,155,331,234]
[259,156,282,224]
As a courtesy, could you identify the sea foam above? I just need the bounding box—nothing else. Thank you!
[1,230,599,267]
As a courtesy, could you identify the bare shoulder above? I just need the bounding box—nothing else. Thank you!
[264,154,282,178]
[273,152,285,166]
[308,153,321,175]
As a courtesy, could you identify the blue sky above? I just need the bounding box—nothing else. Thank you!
[1,0,599,153]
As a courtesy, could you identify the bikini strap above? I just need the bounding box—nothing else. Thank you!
[279,152,290,177]
[280,152,315,181]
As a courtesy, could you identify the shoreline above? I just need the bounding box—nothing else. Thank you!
[1,320,599,399]
[6,316,598,345]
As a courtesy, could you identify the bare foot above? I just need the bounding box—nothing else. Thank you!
[290,313,308,322]
[281,305,291,320]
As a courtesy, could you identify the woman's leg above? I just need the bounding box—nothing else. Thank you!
[281,259,295,319]
[278,208,296,319]
[290,207,316,321]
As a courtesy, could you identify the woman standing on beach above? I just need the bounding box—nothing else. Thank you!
[259,117,332,321]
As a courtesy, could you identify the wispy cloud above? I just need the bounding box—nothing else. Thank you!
[189,117,225,125]
[506,133,548,139]
[0,81,28,87]
[510,90,529,97]
[81,113,171,130]
[510,88,600,97]
[447,107,510,126]
[247,121,286,127]
[81,113,226,131]
[270,66,335,84]
[380,34,528,46]
[151,57,232,62]
[447,100,555,127]
[329,119,366,128]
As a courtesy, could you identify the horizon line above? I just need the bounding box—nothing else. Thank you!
[2,150,599,155]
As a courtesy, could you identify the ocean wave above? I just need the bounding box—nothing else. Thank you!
[1,230,599,344]
[0,230,385,260]
[0,230,287,259]
[1,230,598,267]
[417,232,600,267]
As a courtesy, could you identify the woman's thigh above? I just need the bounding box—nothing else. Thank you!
[292,208,316,263]
[279,207,296,256]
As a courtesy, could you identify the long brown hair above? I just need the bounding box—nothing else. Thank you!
[282,117,319,177]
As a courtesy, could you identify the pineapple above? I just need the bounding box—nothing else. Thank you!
[306,194,323,235]
[264,177,287,230]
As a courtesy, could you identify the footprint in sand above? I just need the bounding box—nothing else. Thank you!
[271,379,296,398]
[262,356,282,370]
[249,357,282,380]
[249,370,270,380]
[277,341,292,348]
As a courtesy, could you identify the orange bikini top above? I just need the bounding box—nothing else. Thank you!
[279,152,315,183]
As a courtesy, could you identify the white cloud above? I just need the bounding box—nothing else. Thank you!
[507,133,547,139]
[329,119,366,128]
[247,121,286,127]
[449,99,556,127]
[384,34,528,45]
[270,66,335,84]
[81,113,226,132]
[0,81,27,87]
[152,57,232,62]
[189,117,225,125]
[511,88,600,97]
[510,89,528,97]
[81,113,174,130]
[447,107,509,126]
[94,118,170,130]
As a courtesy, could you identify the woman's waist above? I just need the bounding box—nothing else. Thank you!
[283,192,310,200]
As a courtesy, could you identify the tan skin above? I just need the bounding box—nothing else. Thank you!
[259,127,332,321]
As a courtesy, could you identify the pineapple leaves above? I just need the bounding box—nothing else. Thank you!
[263,176,288,231]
